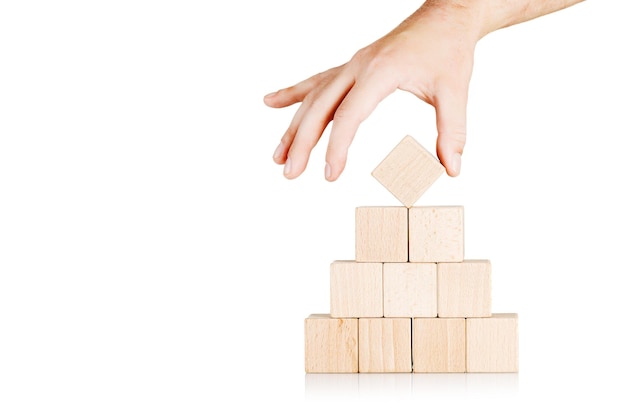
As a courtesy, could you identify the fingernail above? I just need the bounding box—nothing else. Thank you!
[273,142,284,161]
[264,92,277,100]
[283,157,292,177]
[325,163,332,180]
[451,153,462,176]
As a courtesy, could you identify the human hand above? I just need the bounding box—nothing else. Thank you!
[264,2,482,181]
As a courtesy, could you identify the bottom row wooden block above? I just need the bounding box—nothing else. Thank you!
[304,314,518,373]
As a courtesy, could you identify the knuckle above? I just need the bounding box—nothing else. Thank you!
[443,131,467,148]
[307,97,326,114]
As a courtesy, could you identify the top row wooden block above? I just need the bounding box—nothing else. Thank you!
[372,135,445,207]
[356,206,464,263]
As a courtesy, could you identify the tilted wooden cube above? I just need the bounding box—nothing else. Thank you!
[355,206,408,263]
[371,135,445,207]
[305,314,358,373]
[438,260,492,318]
[359,318,412,373]
[330,261,383,318]
[383,262,437,318]
[413,318,466,373]
[466,313,519,373]
[409,206,464,262]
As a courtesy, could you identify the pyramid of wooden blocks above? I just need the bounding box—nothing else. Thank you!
[304,135,519,373]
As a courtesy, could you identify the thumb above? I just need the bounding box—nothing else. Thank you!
[434,89,468,177]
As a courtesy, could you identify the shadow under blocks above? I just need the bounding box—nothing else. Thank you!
[304,135,519,374]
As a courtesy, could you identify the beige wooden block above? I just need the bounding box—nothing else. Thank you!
[371,135,445,207]
[413,318,466,373]
[438,260,491,318]
[383,263,437,318]
[356,207,408,263]
[359,318,412,373]
[305,314,358,373]
[330,261,383,318]
[409,206,464,262]
[466,313,519,373]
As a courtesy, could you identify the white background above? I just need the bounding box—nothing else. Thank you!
[1,1,625,415]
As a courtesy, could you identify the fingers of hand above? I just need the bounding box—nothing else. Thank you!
[271,73,332,165]
[434,88,468,177]
[272,101,309,165]
[281,72,355,179]
[325,75,396,181]
[264,69,335,108]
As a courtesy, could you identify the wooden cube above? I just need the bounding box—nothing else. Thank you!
[305,314,358,373]
[438,260,491,318]
[359,318,412,373]
[330,261,383,318]
[355,207,408,263]
[371,135,445,207]
[383,263,437,318]
[466,313,519,373]
[413,318,466,373]
[409,206,464,262]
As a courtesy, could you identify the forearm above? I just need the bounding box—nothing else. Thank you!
[412,0,586,41]
[481,0,586,35]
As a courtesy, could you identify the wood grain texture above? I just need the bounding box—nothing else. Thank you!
[413,318,466,373]
[359,318,412,373]
[466,313,519,373]
[438,260,492,318]
[383,262,437,318]
[305,314,358,373]
[330,261,383,318]
[409,206,464,262]
[371,135,445,207]
[355,207,408,263]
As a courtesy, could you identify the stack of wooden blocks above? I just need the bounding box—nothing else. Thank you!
[305,135,518,374]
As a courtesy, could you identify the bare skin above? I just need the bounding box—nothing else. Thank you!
[265,0,585,181]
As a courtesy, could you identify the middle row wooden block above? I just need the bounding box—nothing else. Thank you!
[330,260,491,318]
[355,206,464,263]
